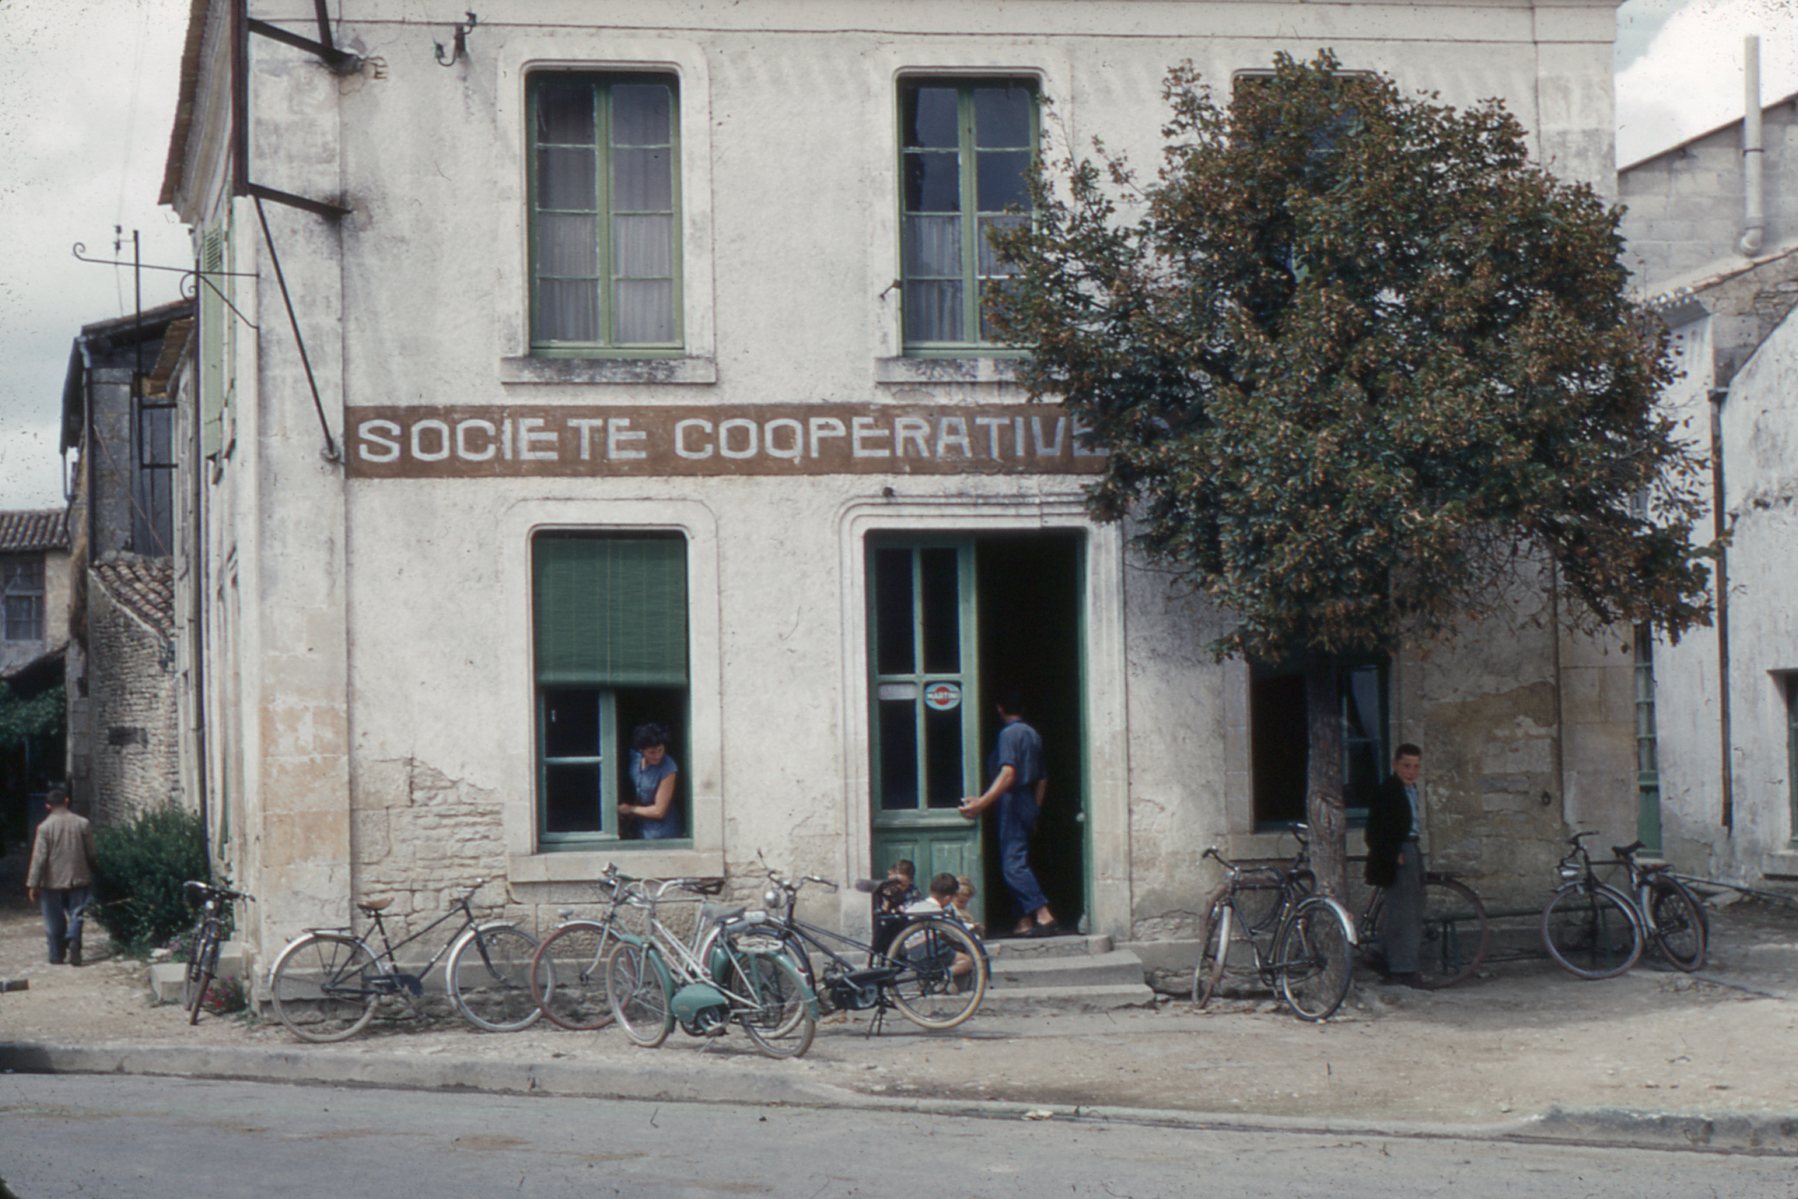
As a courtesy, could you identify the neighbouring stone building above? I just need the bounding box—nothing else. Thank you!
[158,0,1646,974]
[1,508,72,842]
[60,301,191,823]
[1619,53,1798,890]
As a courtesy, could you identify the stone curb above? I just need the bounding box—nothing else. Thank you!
[4,1040,1795,1155]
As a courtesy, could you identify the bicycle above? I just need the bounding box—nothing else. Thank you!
[1539,832,1646,979]
[1612,840,1708,972]
[1354,864,1491,990]
[265,878,540,1041]
[739,866,990,1033]
[180,880,254,1024]
[527,866,714,1031]
[1192,834,1356,1021]
[603,883,818,1058]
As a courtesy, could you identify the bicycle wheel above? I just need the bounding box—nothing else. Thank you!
[886,918,988,1031]
[183,925,217,1023]
[268,932,380,1042]
[1191,897,1232,1008]
[1274,897,1353,1021]
[733,946,816,1059]
[1413,877,1491,990]
[605,941,672,1048]
[1540,883,1643,979]
[447,923,541,1033]
[531,919,618,1031]
[1647,876,1707,973]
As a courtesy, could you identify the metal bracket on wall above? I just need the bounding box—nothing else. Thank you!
[233,0,357,221]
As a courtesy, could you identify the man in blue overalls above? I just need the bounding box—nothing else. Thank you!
[960,691,1058,937]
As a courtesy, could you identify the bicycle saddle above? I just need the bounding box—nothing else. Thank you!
[357,897,394,913]
[700,902,745,925]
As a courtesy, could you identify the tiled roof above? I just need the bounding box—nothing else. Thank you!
[0,509,70,553]
[91,554,176,640]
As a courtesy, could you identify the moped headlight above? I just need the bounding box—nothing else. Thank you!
[1557,864,1580,881]
[764,887,783,909]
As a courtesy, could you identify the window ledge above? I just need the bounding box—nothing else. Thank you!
[508,847,723,885]
[875,356,1023,386]
[500,356,718,386]
[1762,850,1798,880]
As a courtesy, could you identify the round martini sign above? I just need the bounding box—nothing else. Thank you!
[924,682,962,711]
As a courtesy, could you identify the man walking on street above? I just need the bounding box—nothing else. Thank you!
[960,690,1057,936]
[1364,744,1426,988]
[26,787,97,966]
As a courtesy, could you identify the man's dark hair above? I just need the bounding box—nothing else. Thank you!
[1394,743,1423,761]
[631,722,672,751]
[994,687,1025,716]
[928,872,959,901]
[45,786,68,806]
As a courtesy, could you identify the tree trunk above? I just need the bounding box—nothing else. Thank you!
[1304,659,1348,899]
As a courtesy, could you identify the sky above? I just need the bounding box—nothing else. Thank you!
[1,0,1794,512]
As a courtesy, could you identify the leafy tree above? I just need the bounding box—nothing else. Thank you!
[992,52,1714,894]
[0,683,63,751]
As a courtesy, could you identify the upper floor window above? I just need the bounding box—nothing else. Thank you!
[529,73,681,353]
[899,78,1036,351]
[2,557,45,642]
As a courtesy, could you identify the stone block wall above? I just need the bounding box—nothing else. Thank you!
[83,577,180,825]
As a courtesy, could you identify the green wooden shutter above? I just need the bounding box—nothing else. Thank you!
[534,534,688,686]
[200,227,226,457]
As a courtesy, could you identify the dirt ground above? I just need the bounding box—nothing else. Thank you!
[4,840,1797,1127]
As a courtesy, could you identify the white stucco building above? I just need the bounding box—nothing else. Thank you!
[160,0,1647,975]
[1619,59,1798,889]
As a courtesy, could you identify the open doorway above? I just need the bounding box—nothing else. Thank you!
[975,533,1086,935]
[864,530,1087,935]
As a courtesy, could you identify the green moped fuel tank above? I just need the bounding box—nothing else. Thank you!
[671,980,728,1023]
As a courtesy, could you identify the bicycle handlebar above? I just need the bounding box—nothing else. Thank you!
[184,879,254,903]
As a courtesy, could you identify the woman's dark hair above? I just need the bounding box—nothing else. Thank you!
[632,722,672,751]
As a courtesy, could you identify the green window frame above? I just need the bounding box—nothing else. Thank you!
[533,531,690,848]
[1634,625,1662,851]
[1786,673,1798,847]
[898,77,1036,352]
[868,542,979,813]
[529,72,682,355]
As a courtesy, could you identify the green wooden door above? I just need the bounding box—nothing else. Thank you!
[868,540,983,908]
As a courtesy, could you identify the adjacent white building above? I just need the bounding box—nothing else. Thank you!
[1620,52,1798,889]
[159,0,1648,976]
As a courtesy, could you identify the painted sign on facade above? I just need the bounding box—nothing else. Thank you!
[345,404,1107,478]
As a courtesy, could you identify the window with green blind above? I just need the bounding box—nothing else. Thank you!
[533,532,690,846]
[529,72,681,354]
[899,78,1036,351]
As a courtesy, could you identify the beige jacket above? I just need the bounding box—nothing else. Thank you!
[26,807,96,891]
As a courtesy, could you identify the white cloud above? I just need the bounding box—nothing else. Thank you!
[1617,0,1798,164]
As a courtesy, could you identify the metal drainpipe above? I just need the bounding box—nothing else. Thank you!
[1709,387,1733,831]
[191,246,211,861]
[1739,36,1765,257]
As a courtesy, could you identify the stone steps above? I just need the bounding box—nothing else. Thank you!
[147,940,251,1004]
[980,935,1157,1012]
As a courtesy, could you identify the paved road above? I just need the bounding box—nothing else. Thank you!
[1,1075,1793,1199]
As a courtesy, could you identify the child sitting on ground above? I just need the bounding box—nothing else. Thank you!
[952,874,984,936]
[903,873,976,983]
[883,858,922,911]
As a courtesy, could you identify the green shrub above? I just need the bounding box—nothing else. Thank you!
[92,804,209,954]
